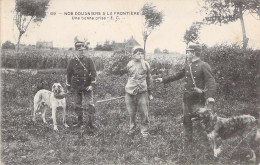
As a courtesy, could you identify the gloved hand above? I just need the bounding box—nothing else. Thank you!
[86,85,93,91]
[148,94,154,101]
[148,90,153,101]
[193,87,204,94]
[207,97,215,103]
[154,78,163,83]
[66,84,71,93]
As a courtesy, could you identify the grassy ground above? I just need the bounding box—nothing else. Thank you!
[1,70,258,165]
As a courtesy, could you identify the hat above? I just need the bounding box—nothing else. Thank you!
[186,44,201,52]
[75,41,86,51]
[132,46,145,55]
[74,36,90,51]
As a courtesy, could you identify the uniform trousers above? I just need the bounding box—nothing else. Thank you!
[182,91,205,151]
[72,90,93,125]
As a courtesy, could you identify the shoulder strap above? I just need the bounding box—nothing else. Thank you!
[188,63,197,88]
[72,53,88,71]
[189,63,208,92]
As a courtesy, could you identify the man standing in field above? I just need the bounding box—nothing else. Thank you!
[66,39,97,129]
[125,46,153,138]
[155,44,216,151]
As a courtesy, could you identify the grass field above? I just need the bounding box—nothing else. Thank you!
[1,68,258,164]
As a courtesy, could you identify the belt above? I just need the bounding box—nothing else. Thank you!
[72,76,89,79]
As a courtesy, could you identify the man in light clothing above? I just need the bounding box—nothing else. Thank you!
[125,46,153,137]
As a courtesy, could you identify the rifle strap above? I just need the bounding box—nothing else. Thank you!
[188,62,208,92]
[188,63,197,88]
[72,53,88,71]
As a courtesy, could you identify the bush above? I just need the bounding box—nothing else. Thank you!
[1,49,105,71]
[104,49,131,75]
[201,44,259,101]
[2,41,15,49]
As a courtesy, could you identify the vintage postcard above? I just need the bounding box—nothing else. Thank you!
[1,0,260,164]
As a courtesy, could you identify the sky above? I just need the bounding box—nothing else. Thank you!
[1,0,260,53]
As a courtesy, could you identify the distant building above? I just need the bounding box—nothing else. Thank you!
[15,44,36,50]
[36,41,53,49]
[113,36,140,51]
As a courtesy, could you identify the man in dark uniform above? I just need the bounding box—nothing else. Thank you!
[155,44,216,151]
[66,40,97,128]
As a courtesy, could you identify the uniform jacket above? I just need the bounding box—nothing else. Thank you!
[67,56,97,91]
[162,59,216,98]
[125,59,153,95]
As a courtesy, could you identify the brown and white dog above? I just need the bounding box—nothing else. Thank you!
[192,107,260,164]
[33,83,69,131]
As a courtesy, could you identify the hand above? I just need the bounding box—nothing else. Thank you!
[86,85,93,91]
[154,78,163,83]
[148,94,154,101]
[194,87,203,94]
[66,84,71,93]
[207,97,215,103]
[206,98,215,110]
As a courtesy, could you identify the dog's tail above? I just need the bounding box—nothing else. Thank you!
[235,115,256,124]
[32,91,43,118]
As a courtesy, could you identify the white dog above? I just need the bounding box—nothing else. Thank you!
[33,83,69,131]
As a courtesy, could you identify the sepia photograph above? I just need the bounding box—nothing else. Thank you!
[1,0,260,164]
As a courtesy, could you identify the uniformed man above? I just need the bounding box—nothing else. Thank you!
[155,44,216,150]
[66,40,97,129]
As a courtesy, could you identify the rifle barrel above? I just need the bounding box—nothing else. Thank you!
[96,96,125,103]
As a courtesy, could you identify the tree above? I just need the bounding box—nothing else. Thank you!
[184,21,203,46]
[94,44,101,51]
[2,41,16,49]
[162,49,169,54]
[103,40,113,51]
[141,2,164,58]
[94,41,113,51]
[14,0,50,51]
[200,0,260,49]
[154,48,161,54]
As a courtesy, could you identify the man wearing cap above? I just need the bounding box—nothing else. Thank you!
[155,44,216,150]
[66,40,97,129]
[125,46,153,137]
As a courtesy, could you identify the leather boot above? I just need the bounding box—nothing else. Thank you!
[73,115,83,127]
[183,117,193,154]
[86,115,94,129]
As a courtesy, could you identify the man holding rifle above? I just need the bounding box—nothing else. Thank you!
[155,44,216,151]
[66,39,97,129]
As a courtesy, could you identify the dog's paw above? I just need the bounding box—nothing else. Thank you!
[247,153,256,163]
[54,125,58,131]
